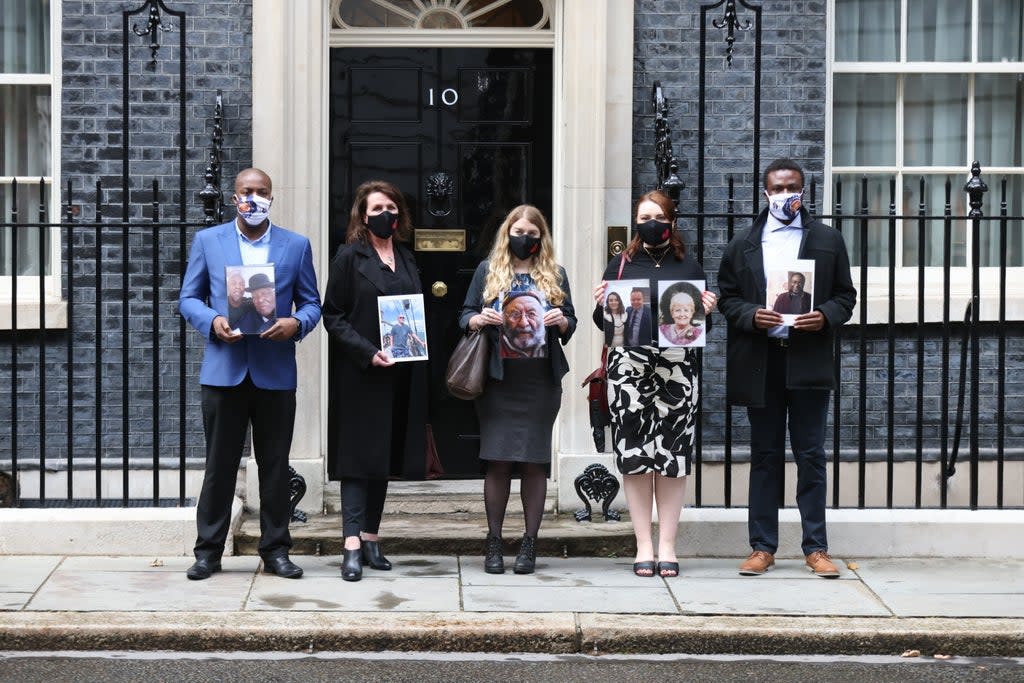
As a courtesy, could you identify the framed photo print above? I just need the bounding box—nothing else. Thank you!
[377,294,428,362]
[765,259,815,325]
[498,289,549,359]
[601,279,650,347]
[656,279,707,348]
[226,264,277,335]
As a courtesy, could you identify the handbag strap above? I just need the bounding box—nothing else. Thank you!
[616,252,629,280]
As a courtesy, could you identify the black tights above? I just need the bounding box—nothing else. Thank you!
[484,461,547,538]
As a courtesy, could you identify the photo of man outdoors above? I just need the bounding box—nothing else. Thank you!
[500,291,547,358]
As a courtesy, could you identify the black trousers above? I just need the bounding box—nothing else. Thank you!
[340,478,389,539]
[746,345,831,556]
[195,376,296,560]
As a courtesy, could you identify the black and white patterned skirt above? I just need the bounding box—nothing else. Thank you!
[606,346,699,478]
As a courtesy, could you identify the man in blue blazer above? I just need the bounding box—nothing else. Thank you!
[179,168,321,580]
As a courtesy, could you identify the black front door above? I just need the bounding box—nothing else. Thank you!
[329,47,553,477]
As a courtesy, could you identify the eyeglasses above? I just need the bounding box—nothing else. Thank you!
[505,309,540,323]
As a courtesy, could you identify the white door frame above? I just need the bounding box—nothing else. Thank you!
[250,0,634,509]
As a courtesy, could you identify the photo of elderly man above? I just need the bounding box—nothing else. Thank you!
[237,270,278,335]
[500,291,547,358]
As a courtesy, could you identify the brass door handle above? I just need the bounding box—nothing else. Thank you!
[431,281,448,298]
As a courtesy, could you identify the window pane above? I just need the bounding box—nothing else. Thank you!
[833,74,897,166]
[835,0,898,61]
[907,0,969,61]
[0,0,50,73]
[335,0,548,29]
[0,184,51,277]
[975,75,1024,168]
[901,175,967,267]
[0,85,51,176]
[979,176,1023,267]
[904,75,967,166]
[833,174,891,267]
[979,0,1024,62]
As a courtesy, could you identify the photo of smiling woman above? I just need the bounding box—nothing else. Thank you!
[459,205,576,575]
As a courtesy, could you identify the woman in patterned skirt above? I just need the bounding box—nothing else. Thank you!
[592,190,717,578]
[460,205,576,575]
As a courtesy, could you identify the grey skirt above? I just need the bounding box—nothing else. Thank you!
[475,359,561,464]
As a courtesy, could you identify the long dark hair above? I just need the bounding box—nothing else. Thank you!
[605,291,626,315]
[346,180,413,244]
[624,189,686,261]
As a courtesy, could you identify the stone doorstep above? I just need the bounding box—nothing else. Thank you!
[236,507,1024,560]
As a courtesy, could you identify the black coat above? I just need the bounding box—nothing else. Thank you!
[717,208,857,407]
[322,241,427,480]
[458,260,577,383]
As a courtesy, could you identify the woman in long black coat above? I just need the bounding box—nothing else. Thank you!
[322,180,427,582]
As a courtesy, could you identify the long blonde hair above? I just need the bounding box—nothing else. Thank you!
[482,205,565,307]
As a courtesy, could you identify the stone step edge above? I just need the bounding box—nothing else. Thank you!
[2,612,1021,657]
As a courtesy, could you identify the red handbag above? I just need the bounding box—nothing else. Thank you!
[581,254,629,452]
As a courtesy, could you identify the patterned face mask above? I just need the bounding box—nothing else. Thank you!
[235,194,272,226]
[765,191,803,222]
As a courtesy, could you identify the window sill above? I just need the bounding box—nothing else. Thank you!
[0,301,69,331]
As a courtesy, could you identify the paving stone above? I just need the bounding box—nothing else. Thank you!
[0,556,62,592]
[247,576,461,612]
[668,577,892,617]
[0,593,33,610]
[854,558,1024,618]
[462,584,678,613]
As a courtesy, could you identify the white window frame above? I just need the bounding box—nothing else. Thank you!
[0,0,64,329]
[825,0,1024,323]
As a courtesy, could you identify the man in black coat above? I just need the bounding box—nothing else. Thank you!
[717,158,856,579]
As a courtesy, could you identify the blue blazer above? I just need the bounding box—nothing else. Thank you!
[179,221,322,390]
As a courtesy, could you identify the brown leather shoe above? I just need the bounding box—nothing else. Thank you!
[738,550,775,575]
[805,550,840,578]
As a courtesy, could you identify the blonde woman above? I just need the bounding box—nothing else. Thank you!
[459,205,576,574]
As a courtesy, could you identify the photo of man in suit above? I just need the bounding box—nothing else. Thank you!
[624,287,653,347]
[236,271,278,334]
[179,167,321,581]
[772,271,812,315]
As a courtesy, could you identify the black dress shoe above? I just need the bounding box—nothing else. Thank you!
[186,558,221,581]
[262,554,303,579]
[513,534,536,575]
[341,548,362,582]
[361,540,392,570]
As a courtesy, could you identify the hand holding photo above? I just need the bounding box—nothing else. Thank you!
[657,279,707,348]
[766,259,815,325]
[378,294,428,362]
[602,279,650,347]
[227,264,277,335]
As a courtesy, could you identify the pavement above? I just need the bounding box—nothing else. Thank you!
[1,550,1022,656]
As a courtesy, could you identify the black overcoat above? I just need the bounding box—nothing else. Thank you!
[322,241,427,480]
[717,207,857,407]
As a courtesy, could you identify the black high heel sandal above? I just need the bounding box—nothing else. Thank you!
[361,540,392,570]
[341,547,362,582]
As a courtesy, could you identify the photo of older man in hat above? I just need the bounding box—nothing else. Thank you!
[237,269,278,334]
[500,290,548,358]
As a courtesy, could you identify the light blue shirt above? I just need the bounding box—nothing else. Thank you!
[761,212,803,339]
[237,221,272,266]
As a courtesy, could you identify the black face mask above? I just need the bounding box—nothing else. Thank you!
[509,234,542,261]
[636,219,673,246]
[366,211,397,239]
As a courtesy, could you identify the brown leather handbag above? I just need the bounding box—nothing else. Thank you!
[445,328,490,400]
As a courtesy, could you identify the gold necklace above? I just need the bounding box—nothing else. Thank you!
[643,245,670,268]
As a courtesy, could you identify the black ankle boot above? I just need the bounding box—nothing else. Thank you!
[484,534,504,574]
[361,540,392,570]
[513,534,536,574]
[341,547,362,582]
